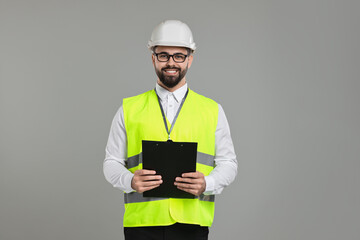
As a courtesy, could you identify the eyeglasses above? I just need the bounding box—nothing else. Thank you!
[153,52,188,63]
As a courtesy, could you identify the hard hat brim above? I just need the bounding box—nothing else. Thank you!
[148,41,196,51]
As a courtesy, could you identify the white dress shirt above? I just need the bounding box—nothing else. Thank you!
[103,83,237,195]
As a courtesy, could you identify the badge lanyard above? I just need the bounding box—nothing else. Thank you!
[155,88,189,140]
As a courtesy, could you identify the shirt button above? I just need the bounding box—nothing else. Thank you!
[169,105,173,107]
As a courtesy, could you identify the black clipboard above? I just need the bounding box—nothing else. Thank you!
[142,140,197,199]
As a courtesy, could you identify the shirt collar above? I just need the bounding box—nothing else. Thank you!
[155,83,188,103]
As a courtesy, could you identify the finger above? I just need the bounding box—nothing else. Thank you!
[141,179,163,187]
[140,175,162,181]
[174,182,199,189]
[175,177,199,184]
[136,169,157,175]
[139,184,162,193]
[181,171,203,178]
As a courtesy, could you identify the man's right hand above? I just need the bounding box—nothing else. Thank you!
[131,169,162,193]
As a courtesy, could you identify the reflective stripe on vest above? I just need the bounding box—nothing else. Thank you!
[122,89,218,227]
[124,192,215,204]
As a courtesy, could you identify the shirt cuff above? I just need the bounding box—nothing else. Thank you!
[123,171,135,193]
[203,175,215,195]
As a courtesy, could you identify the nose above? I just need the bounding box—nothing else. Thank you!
[165,56,177,68]
[167,55,176,64]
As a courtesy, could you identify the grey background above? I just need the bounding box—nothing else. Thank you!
[1,0,359,239]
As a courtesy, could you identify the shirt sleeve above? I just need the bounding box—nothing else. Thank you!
[203,104,238,195]
[103,106,135,193]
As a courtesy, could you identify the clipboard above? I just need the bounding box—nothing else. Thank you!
[142,140,197,199]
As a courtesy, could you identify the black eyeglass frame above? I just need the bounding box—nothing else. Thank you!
[153,52,189,63]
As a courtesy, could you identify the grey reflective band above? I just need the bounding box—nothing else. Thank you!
[199,194,215,202]
[155,88,189,140]
[124,192,215,204]
[126,151,215,169]
[196,152,215,167]
[124,192,166,204]
[126,153,143,169]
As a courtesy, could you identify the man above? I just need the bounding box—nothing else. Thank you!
[103,20,237,240]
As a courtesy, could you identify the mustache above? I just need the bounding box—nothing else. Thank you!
[162,67,181,71]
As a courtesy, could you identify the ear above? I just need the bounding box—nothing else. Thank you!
[187,55,194,69]
[151,54,155,66]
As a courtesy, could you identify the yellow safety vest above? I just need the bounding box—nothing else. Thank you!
[122,88,218,227]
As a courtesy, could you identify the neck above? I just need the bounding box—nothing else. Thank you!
[157,78,186,92]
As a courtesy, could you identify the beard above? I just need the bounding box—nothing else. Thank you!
[155,65,188,89]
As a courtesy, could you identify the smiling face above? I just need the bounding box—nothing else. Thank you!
[152,46,193,92]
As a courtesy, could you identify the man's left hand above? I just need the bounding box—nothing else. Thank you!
[174,171,206,196]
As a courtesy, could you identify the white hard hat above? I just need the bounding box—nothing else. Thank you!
[148,20,196,51]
